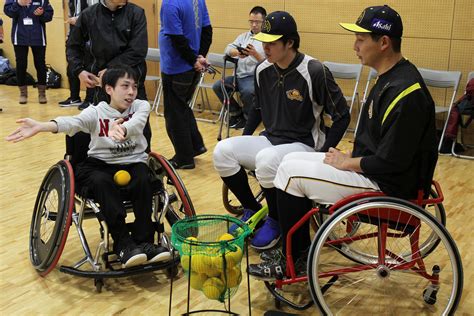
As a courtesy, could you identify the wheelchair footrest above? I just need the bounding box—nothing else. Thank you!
[59,255,179,279]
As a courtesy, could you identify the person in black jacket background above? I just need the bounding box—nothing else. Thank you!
[4,0,54,104]
[66,0,151,147]
[159,0,212,170]
[58,0,93,109]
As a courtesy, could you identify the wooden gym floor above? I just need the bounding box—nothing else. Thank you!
[0,85,472,315]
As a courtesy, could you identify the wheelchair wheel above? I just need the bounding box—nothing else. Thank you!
[322,190,447,264]
[148,153,195,227]
[222,170,264,215]
[29,160,74,276]
[307,197,463,315]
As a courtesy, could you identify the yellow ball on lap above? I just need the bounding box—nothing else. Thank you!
[113,170,131,186]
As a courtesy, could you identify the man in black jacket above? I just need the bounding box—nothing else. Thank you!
[66,0,151,145]
[159,0,212,169]
[59,0,92,109]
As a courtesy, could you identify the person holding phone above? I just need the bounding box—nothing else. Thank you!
[211,6,266,129]
[4,0,54,104]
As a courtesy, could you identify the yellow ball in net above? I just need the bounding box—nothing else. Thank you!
[181,236,198,255]
[202,277,225,300]
[224,245,243,268]
[221,266,242,289]
[217,233,234,242]
[189,271,208,290]
[113,170,131,186]
[191,254,212,274]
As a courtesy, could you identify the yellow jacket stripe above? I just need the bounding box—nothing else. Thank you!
[382,82,422,125]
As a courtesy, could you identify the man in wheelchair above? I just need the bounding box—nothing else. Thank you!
[248,5,439,280]
[6,66,171,268]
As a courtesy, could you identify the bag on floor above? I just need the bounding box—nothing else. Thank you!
[0,56,11,74]
[45,64,62,88]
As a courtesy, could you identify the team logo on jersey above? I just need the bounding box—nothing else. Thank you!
[286,89,303,101]
[368,100,373,119]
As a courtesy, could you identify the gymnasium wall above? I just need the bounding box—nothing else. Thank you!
[0,0,472,105]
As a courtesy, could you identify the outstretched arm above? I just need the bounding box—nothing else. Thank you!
[5,118,58,143]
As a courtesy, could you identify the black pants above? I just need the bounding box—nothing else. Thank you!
[14,45,46,86]
[75,158,154,250]
[162,70,205,164]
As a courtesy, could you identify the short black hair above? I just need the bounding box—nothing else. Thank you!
[250,6,266,17]
[370,33,402,53]
[102,66,138,90]
[280,34,300,51]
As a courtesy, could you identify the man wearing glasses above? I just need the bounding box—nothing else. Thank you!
[211,6,266,129]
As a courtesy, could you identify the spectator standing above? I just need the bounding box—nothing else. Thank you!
[159,0,213,169]
[4,0,54,104]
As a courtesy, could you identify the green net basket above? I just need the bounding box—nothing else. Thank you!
[171,214,252,302]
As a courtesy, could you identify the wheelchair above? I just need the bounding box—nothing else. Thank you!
[28,133,196,292]
[259,181,463,315]
[222,170,265,215]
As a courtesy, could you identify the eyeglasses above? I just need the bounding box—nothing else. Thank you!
[248,20,263,25]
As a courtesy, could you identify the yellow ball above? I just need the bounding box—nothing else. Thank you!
[221,266,242,289]
[181,236,198,255]
[223,245,243,268]
[113,170,131,186]
[202,277,225,300]
[189,271,208,290]
[180,255,191,271]
[191,254,212,274]
[217,233,234,242]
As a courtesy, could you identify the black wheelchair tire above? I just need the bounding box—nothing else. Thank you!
[29,160,74,276]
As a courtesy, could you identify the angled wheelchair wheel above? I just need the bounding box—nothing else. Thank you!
[29,160,74,276]
[148,152,195,227]
[222,170,264,215]
[322,190,447,264]
[307,197,463,315]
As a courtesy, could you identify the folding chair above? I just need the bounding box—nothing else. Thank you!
[189,53,226,123]
[354,67,378,135]
[145,48,163,116]
[323,61,363,135]
[451,72,474,160]
[417,68,462,153]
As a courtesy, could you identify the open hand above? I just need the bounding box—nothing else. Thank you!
[5,118,41,143]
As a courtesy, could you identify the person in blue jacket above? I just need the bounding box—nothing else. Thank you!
[4,0,54,104]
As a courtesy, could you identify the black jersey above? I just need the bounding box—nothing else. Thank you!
[248,53,349,150]
[353,59,437,199]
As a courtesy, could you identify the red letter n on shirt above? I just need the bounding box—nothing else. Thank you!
[99,119,110,137]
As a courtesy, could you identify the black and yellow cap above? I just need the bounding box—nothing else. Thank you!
[340,5,403,38]
[253,11,298,43]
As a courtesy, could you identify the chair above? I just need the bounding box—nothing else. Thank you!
[451,71,474,159]
[323,61,363,135]
[189,52,226,123]
[145,48,163,115]
[256,181,463,313]
[354,67,378,135]
[29,133,195,292]
[417,68,462,153]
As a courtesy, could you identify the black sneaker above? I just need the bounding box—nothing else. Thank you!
[248,255,307,280]
[193,146,207,157]
[169,157,195,170]
[247,258,286,281]
[118,245,147,268]
[59,97,82,107]
[140,243,172,263]
[259,248,285,262]
[78,101,91,110]
[231,117,246,130]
